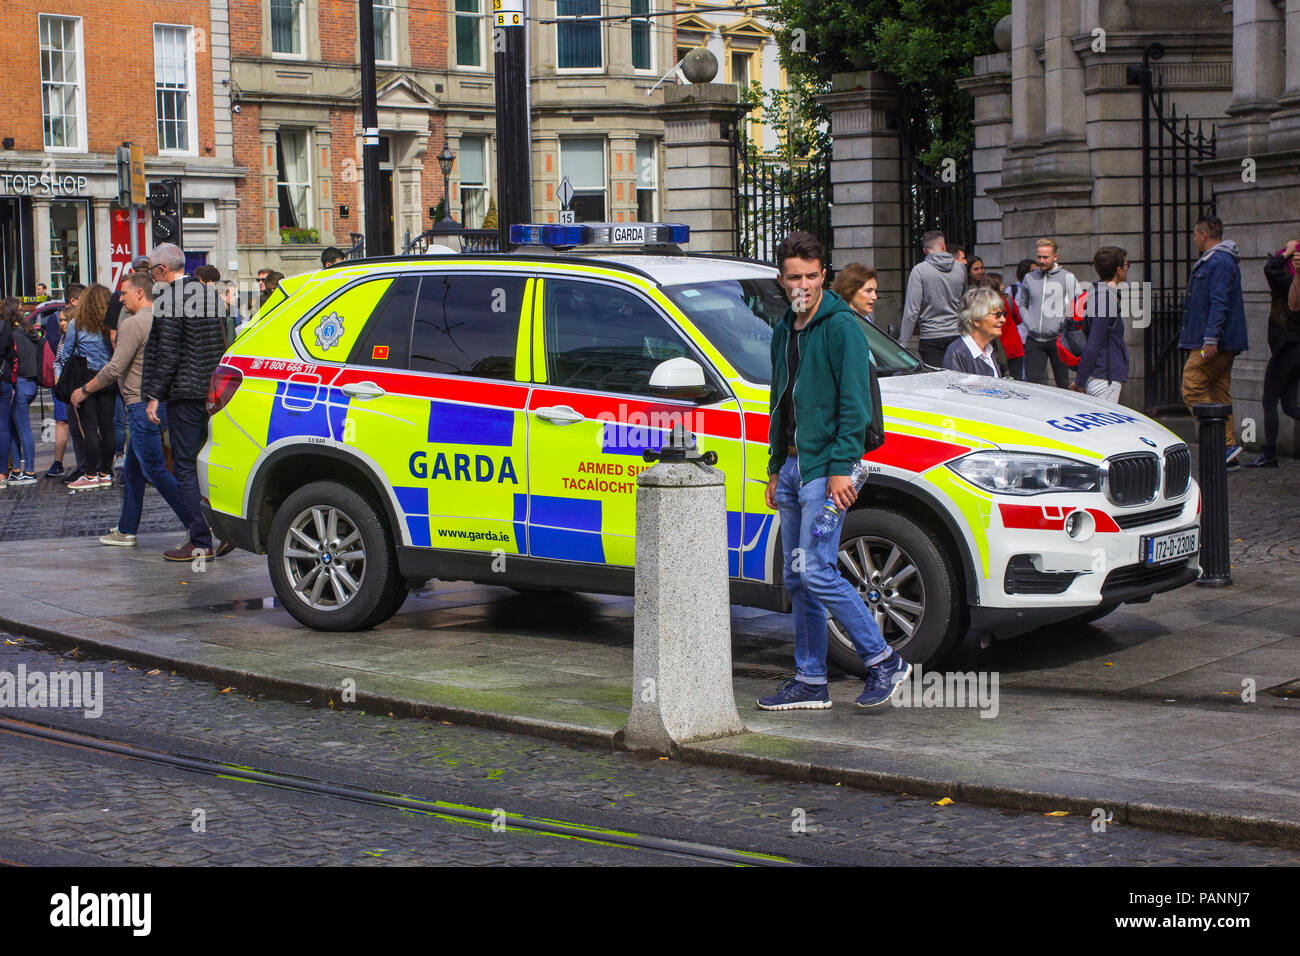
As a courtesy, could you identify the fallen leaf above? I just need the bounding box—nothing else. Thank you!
[328,698,334,709]
[1104,662,1113,666]
[1044,810,1070,817]
[932,797,955,806]
[146,669,160,676]
[219,686,233,694]
[3,639,21,645]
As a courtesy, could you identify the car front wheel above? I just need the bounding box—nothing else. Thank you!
[826,507,966,675]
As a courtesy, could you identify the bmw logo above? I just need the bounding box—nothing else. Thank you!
[1140,437,1157,447]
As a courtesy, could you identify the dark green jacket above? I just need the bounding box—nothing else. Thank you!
[767,289,873,482]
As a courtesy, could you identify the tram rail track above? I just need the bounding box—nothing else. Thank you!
[0,715,803,868]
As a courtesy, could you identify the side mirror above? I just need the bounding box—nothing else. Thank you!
[649,357,714,402]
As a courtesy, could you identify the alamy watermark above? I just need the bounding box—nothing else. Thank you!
[891,664,999,718]
[0,665,103,718]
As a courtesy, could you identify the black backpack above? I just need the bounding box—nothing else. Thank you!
[865,358,885,452]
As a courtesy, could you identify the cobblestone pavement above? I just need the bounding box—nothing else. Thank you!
[1,638,1294,866]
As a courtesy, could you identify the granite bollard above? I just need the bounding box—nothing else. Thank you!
[621,450,746,754]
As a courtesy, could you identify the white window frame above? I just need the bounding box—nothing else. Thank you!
[636,138,658,220]
[630,0,654,74]
[374,0,397,65]
[453,0,487,71]
[276,128,314,232]
[270,0,307,59]
[458,135,490,228]
[154,24,198,157]
[39,14,87,153]
[555,0,603,74]
[559,137,606,221]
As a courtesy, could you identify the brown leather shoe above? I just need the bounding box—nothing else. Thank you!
[164,545,213,562]
[215,539,236,558]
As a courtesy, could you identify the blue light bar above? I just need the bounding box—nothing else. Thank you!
[510,223,588,246]
[509,222,691,248]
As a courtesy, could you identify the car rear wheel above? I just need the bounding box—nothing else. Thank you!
[268,481,403,631]
[826,507,965,675]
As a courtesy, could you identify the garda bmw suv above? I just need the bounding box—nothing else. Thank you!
[200,223,1200,670]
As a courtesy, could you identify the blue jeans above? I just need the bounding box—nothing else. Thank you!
[775,454,890,684]
[120,402,192,536]
[114,394,127,456]
[167,398,212,549]
[9,378,37,472]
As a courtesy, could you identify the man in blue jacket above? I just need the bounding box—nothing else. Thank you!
[759,231,911,712]
[1179,216,1248,465]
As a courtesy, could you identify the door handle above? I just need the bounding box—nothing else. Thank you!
[340,381,386,400]
[535,404,585,425]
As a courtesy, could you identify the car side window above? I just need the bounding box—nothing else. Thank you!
[409,274,525,380]
[544,278,691,396]
[349,275,420,369]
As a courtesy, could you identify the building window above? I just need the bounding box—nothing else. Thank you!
[459,136,489,229]
[277,130,313,230]
[455,0,483,68]
[270,0,305,57]
[557,0,601,70]
[731,51,750,89]
[374,0,396,64]
[155,25,196,154]
[39,15,85,151]
[631,0,651,71]
[636,139,657,221]
[560,138,605,221]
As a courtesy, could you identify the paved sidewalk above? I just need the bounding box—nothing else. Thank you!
[1,531,1296,849]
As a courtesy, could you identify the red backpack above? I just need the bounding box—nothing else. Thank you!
[37,331,56,388]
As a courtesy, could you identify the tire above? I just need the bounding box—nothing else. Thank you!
[268,481,401,631]
[825,507,966,675]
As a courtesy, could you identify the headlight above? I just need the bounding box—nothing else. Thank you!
[949,452,1100,496]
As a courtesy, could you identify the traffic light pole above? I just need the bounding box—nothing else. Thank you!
[493,0,531,251]
[359,0,382,257]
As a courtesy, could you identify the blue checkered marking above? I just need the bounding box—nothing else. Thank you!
[600,421,668,457]
[428,401,514,446]
[527,495,604,562]
[268,382,350,445]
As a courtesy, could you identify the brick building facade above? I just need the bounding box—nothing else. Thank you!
[0,0,239,298]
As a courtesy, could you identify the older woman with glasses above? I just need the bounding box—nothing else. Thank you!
[942,287,1005,376]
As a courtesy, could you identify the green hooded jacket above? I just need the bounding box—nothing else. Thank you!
[767,288,873,482]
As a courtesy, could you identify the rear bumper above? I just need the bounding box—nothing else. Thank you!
[203,501,259,554]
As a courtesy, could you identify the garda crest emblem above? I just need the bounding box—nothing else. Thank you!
[315,311,344,350]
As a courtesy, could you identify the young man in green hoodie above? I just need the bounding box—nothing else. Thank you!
[758,232,912,711]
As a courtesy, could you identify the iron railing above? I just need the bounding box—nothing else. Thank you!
[896,95,975,277]
[729,122,831,265]
[1130,43,1217,411]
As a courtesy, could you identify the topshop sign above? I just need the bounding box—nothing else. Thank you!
[0,172,90,195]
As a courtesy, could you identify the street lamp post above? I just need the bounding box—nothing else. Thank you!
[431,143,459,236]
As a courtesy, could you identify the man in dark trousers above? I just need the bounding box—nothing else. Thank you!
[141,242,233,561]
[758,231,912,712]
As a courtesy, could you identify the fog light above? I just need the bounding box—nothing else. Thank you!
[1064,509,1095,540]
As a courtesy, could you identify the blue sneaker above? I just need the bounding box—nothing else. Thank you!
[757,678,831,711]
[1225,445,1242,466]
[855,651,912,709]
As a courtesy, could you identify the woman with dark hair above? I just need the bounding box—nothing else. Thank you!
[1,298,43,486]
[62,284,119,490]
[830,263,879,322]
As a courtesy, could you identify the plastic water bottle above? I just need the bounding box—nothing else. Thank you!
[811,461,870,538]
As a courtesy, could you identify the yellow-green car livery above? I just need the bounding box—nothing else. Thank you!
[200,225,1200,669]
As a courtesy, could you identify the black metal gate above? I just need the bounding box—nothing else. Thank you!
[1129,43,1217,411]
[729,121,831,264]
[896,95,974,276]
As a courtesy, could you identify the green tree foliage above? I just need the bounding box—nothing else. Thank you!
[768,0,1009,166]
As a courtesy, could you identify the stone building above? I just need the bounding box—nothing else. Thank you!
[0,0,239,298]
[821,0,1300,452]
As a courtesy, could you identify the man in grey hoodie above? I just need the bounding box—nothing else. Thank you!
[1016,238,1081,388]
[900,230,967,367]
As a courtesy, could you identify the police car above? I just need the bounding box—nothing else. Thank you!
[199,223,1200,672]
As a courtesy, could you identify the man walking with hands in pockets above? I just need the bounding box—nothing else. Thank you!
[758,232,912,712]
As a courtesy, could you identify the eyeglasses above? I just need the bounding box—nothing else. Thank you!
[987,310,1005,318]
[148,264,165,275]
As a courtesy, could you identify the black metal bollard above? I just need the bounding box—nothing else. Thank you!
[1194,403,1232,587]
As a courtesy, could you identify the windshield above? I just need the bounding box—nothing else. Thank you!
[663,278,924,385]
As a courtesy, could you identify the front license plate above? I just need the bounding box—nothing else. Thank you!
[1142,526,1199,565]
